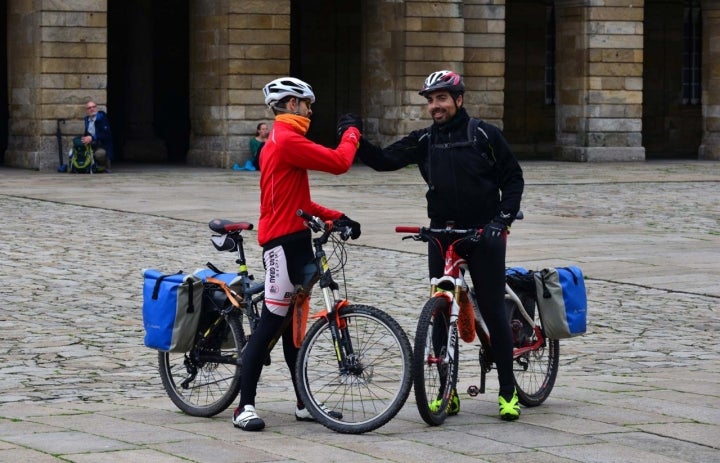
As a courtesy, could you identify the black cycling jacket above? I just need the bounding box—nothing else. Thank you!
[357,108,524,228]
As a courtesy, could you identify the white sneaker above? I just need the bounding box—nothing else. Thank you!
[295,404,343,421]
[232,405,265,431]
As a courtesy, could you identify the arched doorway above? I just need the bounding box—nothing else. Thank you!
[503,0,556,159]
[290,0,362,147]
[643,0,702,158]
[108,0,190,163]
[0,5,8,163]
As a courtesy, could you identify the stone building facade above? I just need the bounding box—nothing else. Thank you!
[2,0,719,171]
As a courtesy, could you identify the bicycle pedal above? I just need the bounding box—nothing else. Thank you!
[467,385,480,397]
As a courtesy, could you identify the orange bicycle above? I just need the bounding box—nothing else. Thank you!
[396,222,559,426]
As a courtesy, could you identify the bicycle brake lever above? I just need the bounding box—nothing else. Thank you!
[339,226,352,241]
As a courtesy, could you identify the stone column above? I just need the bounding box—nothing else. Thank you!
[362,0,409,148]
[699,0,720,160]
[187,0,289,168]
[463,0,506,128]
[5,0,108,170]
[187,0,231,167]
[554,0,645,161]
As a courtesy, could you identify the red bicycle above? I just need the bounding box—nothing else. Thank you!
[396,222,559,426]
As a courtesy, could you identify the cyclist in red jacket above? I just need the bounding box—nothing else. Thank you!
[232,77,362,431]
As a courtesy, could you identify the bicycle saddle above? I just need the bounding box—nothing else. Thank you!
[208,218,254,234]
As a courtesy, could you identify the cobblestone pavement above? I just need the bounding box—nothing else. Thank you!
[0,161,718,462]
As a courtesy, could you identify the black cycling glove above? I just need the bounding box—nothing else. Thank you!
[337,113,363,138]
[481,221,506,240]
[333,215,362,240]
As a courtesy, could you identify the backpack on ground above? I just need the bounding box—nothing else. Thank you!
[68,136,96,173]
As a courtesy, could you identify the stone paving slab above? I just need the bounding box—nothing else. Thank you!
[0,161,718,462]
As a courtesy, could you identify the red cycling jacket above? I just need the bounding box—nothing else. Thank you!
[257,114,360,246]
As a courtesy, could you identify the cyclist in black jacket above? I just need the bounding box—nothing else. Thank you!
[339,70,524,420]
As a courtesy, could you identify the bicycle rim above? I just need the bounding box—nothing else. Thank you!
[296,305,413,434]
[413,297,458,426]
[510,299,560,406]
[158,313,245,417]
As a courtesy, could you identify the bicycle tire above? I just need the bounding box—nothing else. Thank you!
[508,298,560,407]
[413,296,459,426]
[296,304,413,434]
[158,312,245,417]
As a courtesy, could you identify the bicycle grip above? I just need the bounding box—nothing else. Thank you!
[395,226,420,233]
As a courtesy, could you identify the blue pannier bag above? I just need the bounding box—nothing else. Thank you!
[142,269,203,352]
[534,266,587,339]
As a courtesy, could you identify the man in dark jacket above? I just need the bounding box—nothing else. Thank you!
[339,70,524,421]
[81,101,114,172]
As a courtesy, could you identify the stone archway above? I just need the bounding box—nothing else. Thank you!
[643,0,702,159]
[108,0,190,163]
[504,0,556,159]
[0,5,7,164]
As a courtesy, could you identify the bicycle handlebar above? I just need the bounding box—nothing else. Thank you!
[395,211,524,240]
[395,225,481,236]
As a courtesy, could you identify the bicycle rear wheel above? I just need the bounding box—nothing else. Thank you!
[158,312,245,417]
[296,304,413,434]
[508,298,560,407]
[413,296,459,426]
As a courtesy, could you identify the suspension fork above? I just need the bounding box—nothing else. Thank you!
[320,287,356,372]
[430,287,460,366]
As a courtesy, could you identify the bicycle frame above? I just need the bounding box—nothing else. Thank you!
[296,210,356,371]
[398,220,559,421]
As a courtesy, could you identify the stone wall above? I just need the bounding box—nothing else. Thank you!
[187,0,288,168]
[463,0,507,128]
[5,0,107,170]
[362,0,507,149]
[555,0,645,161]
[700,0,720,160]
[5,0,719,170]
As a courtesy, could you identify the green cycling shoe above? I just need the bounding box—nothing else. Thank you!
[498,389,521,421]
[428,390,460,416]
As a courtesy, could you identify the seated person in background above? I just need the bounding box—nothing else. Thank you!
[249,122,269,170]
[81,101,114,173]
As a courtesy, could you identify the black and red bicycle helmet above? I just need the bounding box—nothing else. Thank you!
[419,70,465,97]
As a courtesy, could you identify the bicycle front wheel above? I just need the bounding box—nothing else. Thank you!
[509,298,560,407]
[413,296,459,426]
[158,312,245,417]
[296,304,413,434]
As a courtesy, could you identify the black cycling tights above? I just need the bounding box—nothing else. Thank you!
[239,305,301,408]
[428,237,515,399]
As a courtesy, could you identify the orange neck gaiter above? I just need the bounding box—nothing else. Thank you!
[276,113,311,135]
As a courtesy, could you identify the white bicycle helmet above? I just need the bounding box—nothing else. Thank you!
[263,77,316,107]
[419,70,465,96]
